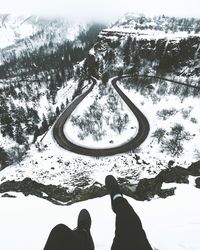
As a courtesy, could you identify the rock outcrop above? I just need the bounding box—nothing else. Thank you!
[0,160,200,205]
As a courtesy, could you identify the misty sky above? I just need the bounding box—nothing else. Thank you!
[1,0,200,22]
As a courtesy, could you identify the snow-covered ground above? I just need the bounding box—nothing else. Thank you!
[0,130,166,189]
[101,27,199,40]
[118,78,200,163]
[1,77,199,188]
[64,80,138,148]
[0,178,200,250]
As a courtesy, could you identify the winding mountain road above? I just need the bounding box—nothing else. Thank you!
[53,75,150,156]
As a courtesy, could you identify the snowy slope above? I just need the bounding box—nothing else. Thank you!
[0,14,37,49]
[0,14,88,64]
[118,77,200,163]
[0,179,200,250]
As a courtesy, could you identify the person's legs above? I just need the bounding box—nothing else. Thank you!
[105,175,152,250]
[44,224,81,250]
[44,209,94,250]
[111,197,152,250]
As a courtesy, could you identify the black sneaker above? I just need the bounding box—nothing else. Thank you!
[77,209,91,232]
[105,175,123,212]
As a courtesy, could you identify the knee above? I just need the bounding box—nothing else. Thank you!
[51,223,68,234]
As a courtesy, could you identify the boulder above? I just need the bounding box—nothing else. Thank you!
[1,193,16,198]
[157,187,176,198]
[133,178,162,201]
[168,160,175,167]
[188,161,200,176]
[155,166,189,184]
[0,178,71,204]
[195,177,200,188]
[70,182,107,204]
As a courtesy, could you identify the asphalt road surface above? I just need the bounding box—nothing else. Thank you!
[53,76,150,156]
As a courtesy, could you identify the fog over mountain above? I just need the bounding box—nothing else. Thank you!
[1,0,200,22]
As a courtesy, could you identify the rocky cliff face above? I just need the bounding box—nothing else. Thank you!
[88,13,200,85]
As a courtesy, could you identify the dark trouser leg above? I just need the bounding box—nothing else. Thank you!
[111,198,152,250]
[44,224,83,250]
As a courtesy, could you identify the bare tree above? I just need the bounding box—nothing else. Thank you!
[162,124,191,156]
[152,128,166,143]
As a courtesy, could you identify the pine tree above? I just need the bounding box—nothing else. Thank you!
[56,70,62,88]
[33,125,40,143]
[60,103,65,111]
[101,71,110,84]
[66,98,69,106]
[27,107,40,124]
[14,121,26,145]
[83,55,98,77]
[131,53,141,74]
[118,69,123,78]
[9,84,17,98]
[14,106,27,123]
[107,50,114,64]
[25,120,34,135]
[40,115,48,134]
[0,146,9,169]
[130,38,138,63]
[131,38,137,54]
[49,74,57,104]
[56,107,60,116]
[1,113,14,138]
[123,36,132,65]
[48,112,56,126]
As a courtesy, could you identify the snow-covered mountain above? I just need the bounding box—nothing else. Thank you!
[0,14,87,61]
[0,14,39,49]
[114,12,200,34]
